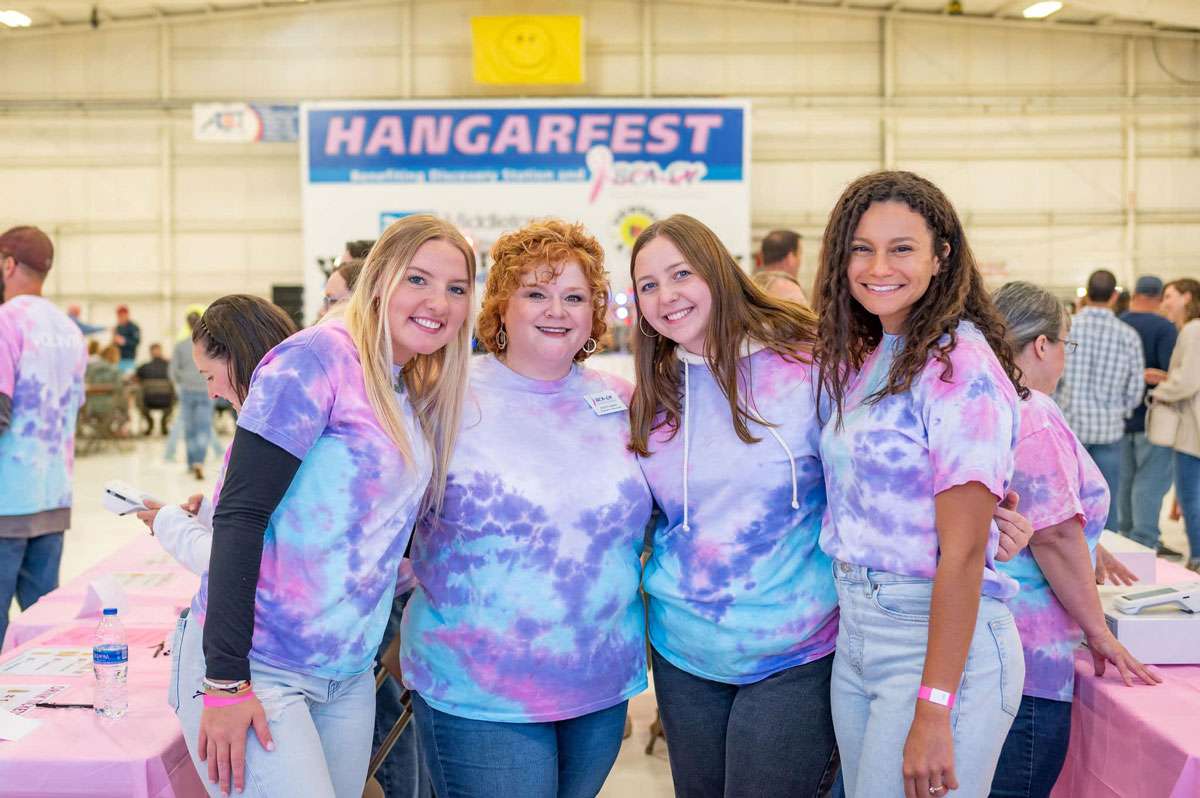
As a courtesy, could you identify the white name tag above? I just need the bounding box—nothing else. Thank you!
[584,390,627,416]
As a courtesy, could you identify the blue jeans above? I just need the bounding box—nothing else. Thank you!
[1117,433,1174,548]
[172,609,377,797]
[650,647,837,798]
[831,561,1023,797]
[180,390,214,469]
[411,693,627,798]
[1083,442,1122,520]
[0,531,64,649]
[990,695,1072,798]
[374,591,431,798]
[1174,451,1200,560]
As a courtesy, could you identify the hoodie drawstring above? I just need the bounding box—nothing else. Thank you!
[765,427,801,511]
[682,361,691,532]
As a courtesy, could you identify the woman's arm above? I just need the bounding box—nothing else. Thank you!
[1152,325,1200,404]
[902,481,993,798]
[1030,520,1161,687]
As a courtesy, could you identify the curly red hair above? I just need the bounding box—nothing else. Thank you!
[477,219,609,361]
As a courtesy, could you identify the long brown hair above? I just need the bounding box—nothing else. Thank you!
[193,294,298,405]
[812,170,1026,426]
[628,214,819,457]
[1166,278,1200,325]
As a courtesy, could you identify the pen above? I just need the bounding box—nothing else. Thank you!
[35,702,95,709]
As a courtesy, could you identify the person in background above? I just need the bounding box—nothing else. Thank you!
[113,304,141,375]
[1118,275,1179,556]
[403,219,651,798]
[319,258,365,320]
[0,226,86,648]
[172,311,214,481]
[67,304,106,336]
[1113,288,1131,317]
[991,281,1160,798]
[751,269,810,308]
[757,229,802,279]
[1057,269,1145,506]
[86,339,101,363]
[1149,278,1200,573]
[813,171,1024,797]
[344,238,375,262]
[136,342,176,436]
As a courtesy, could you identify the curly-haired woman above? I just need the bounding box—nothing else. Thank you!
[813,171,1026,798]
[401,219,653,798]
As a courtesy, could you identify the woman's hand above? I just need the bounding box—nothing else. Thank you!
[1095,545,1138,586]
[135,499,164,532]
[1085,629,1163,687]
[182,493,205,516]
[198,696,274,796]
[1145,368,1169,386]
[903,704,958,798]
[993,491,1033,562]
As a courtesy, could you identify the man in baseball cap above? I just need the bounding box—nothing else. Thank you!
[0,225,86,647]
[1118,274,1182,557]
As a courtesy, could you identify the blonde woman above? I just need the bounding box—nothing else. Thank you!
[171,215,476,798]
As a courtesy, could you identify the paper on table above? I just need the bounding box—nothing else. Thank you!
[0,648,93,678]
[0,684,69,715]
[0,708,41,741]
[77,574,129,618]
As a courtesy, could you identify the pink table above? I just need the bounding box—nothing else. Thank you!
[3,537,198,653]
[0,623,205,798]
[1053,559,1200,798]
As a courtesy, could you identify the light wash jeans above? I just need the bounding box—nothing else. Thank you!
[830,561,1023,798]
[1117,432,1174,548]
[1174,451,1200,561]
[179,390,214,469]
[1083,441,1122,519]
[171,609,376,798]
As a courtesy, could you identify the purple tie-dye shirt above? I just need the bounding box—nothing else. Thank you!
[401,356,652,722]
[819,321,1020,600]
[0,296,86,518]
[999,390,1108,701]
[640,346,838,684]
[193,319,432,679]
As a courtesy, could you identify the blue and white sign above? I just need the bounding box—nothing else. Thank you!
[301,100,750,321]
[193,103,299,143]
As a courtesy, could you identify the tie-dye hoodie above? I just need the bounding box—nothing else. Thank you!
[0,295,86,519]
[192,319,432,679]
[819,320,1020,600]
[639,344,838,684]
[999,389,1108,701]
[401,355,653,722]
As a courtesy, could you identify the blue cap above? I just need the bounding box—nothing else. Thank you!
[103,607,118,615]
[1134,275,1164,297]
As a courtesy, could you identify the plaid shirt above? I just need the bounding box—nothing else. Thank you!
[1058,306,1145,444]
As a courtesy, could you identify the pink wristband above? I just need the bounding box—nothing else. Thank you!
[203,690,256,708]
[918,685,956,709]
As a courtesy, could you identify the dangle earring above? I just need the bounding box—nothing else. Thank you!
[582,337,598,354]
[638,316,658,338]
[497,324,508,350]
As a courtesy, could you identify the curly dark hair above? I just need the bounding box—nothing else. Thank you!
[812,170,1027,426]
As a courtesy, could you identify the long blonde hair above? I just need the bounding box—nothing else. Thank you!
[343,214,477,514]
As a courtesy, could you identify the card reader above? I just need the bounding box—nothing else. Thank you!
[1113,582,1200,615]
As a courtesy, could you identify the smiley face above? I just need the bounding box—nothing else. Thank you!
[497,20,556,74]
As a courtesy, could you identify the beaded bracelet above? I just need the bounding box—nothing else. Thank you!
[203,677,252,695]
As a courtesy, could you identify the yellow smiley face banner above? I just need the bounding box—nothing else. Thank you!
[471,15,584,85]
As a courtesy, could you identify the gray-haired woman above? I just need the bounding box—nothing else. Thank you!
[990,282,1158,798]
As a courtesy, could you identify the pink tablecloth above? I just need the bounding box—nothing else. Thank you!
[1053,558,1200,798]
[0,624,205,798]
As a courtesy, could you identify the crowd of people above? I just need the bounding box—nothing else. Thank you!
[1,167,1196,798]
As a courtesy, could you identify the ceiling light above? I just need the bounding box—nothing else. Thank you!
[1023,2,1063,19]
[0,9,31,27]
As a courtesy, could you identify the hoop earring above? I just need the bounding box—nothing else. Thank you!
[582,337,598,355]
[638,317,658,338]
[496,325,507,350]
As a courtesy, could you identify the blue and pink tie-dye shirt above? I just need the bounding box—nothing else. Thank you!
[0,296,86,518]
[401,355,652,722]
[640,345,838,684]
[193,319,432,679]
[999,389,1108,701]
[819,321,1020,600]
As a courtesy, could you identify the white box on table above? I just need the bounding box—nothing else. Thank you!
[1101,587,1200,664]
[1099,530,1158,584]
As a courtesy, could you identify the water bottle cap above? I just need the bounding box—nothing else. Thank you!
[103,607,118,615]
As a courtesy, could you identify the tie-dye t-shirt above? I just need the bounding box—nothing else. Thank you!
[999,390,1108,702]
[820,321,1020,600]
[402,355,652,722]
[193,319,432,680]
[640,345,838,684]
[0,295,86,518]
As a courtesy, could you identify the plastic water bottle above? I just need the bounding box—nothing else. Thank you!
[93,607,128,719]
